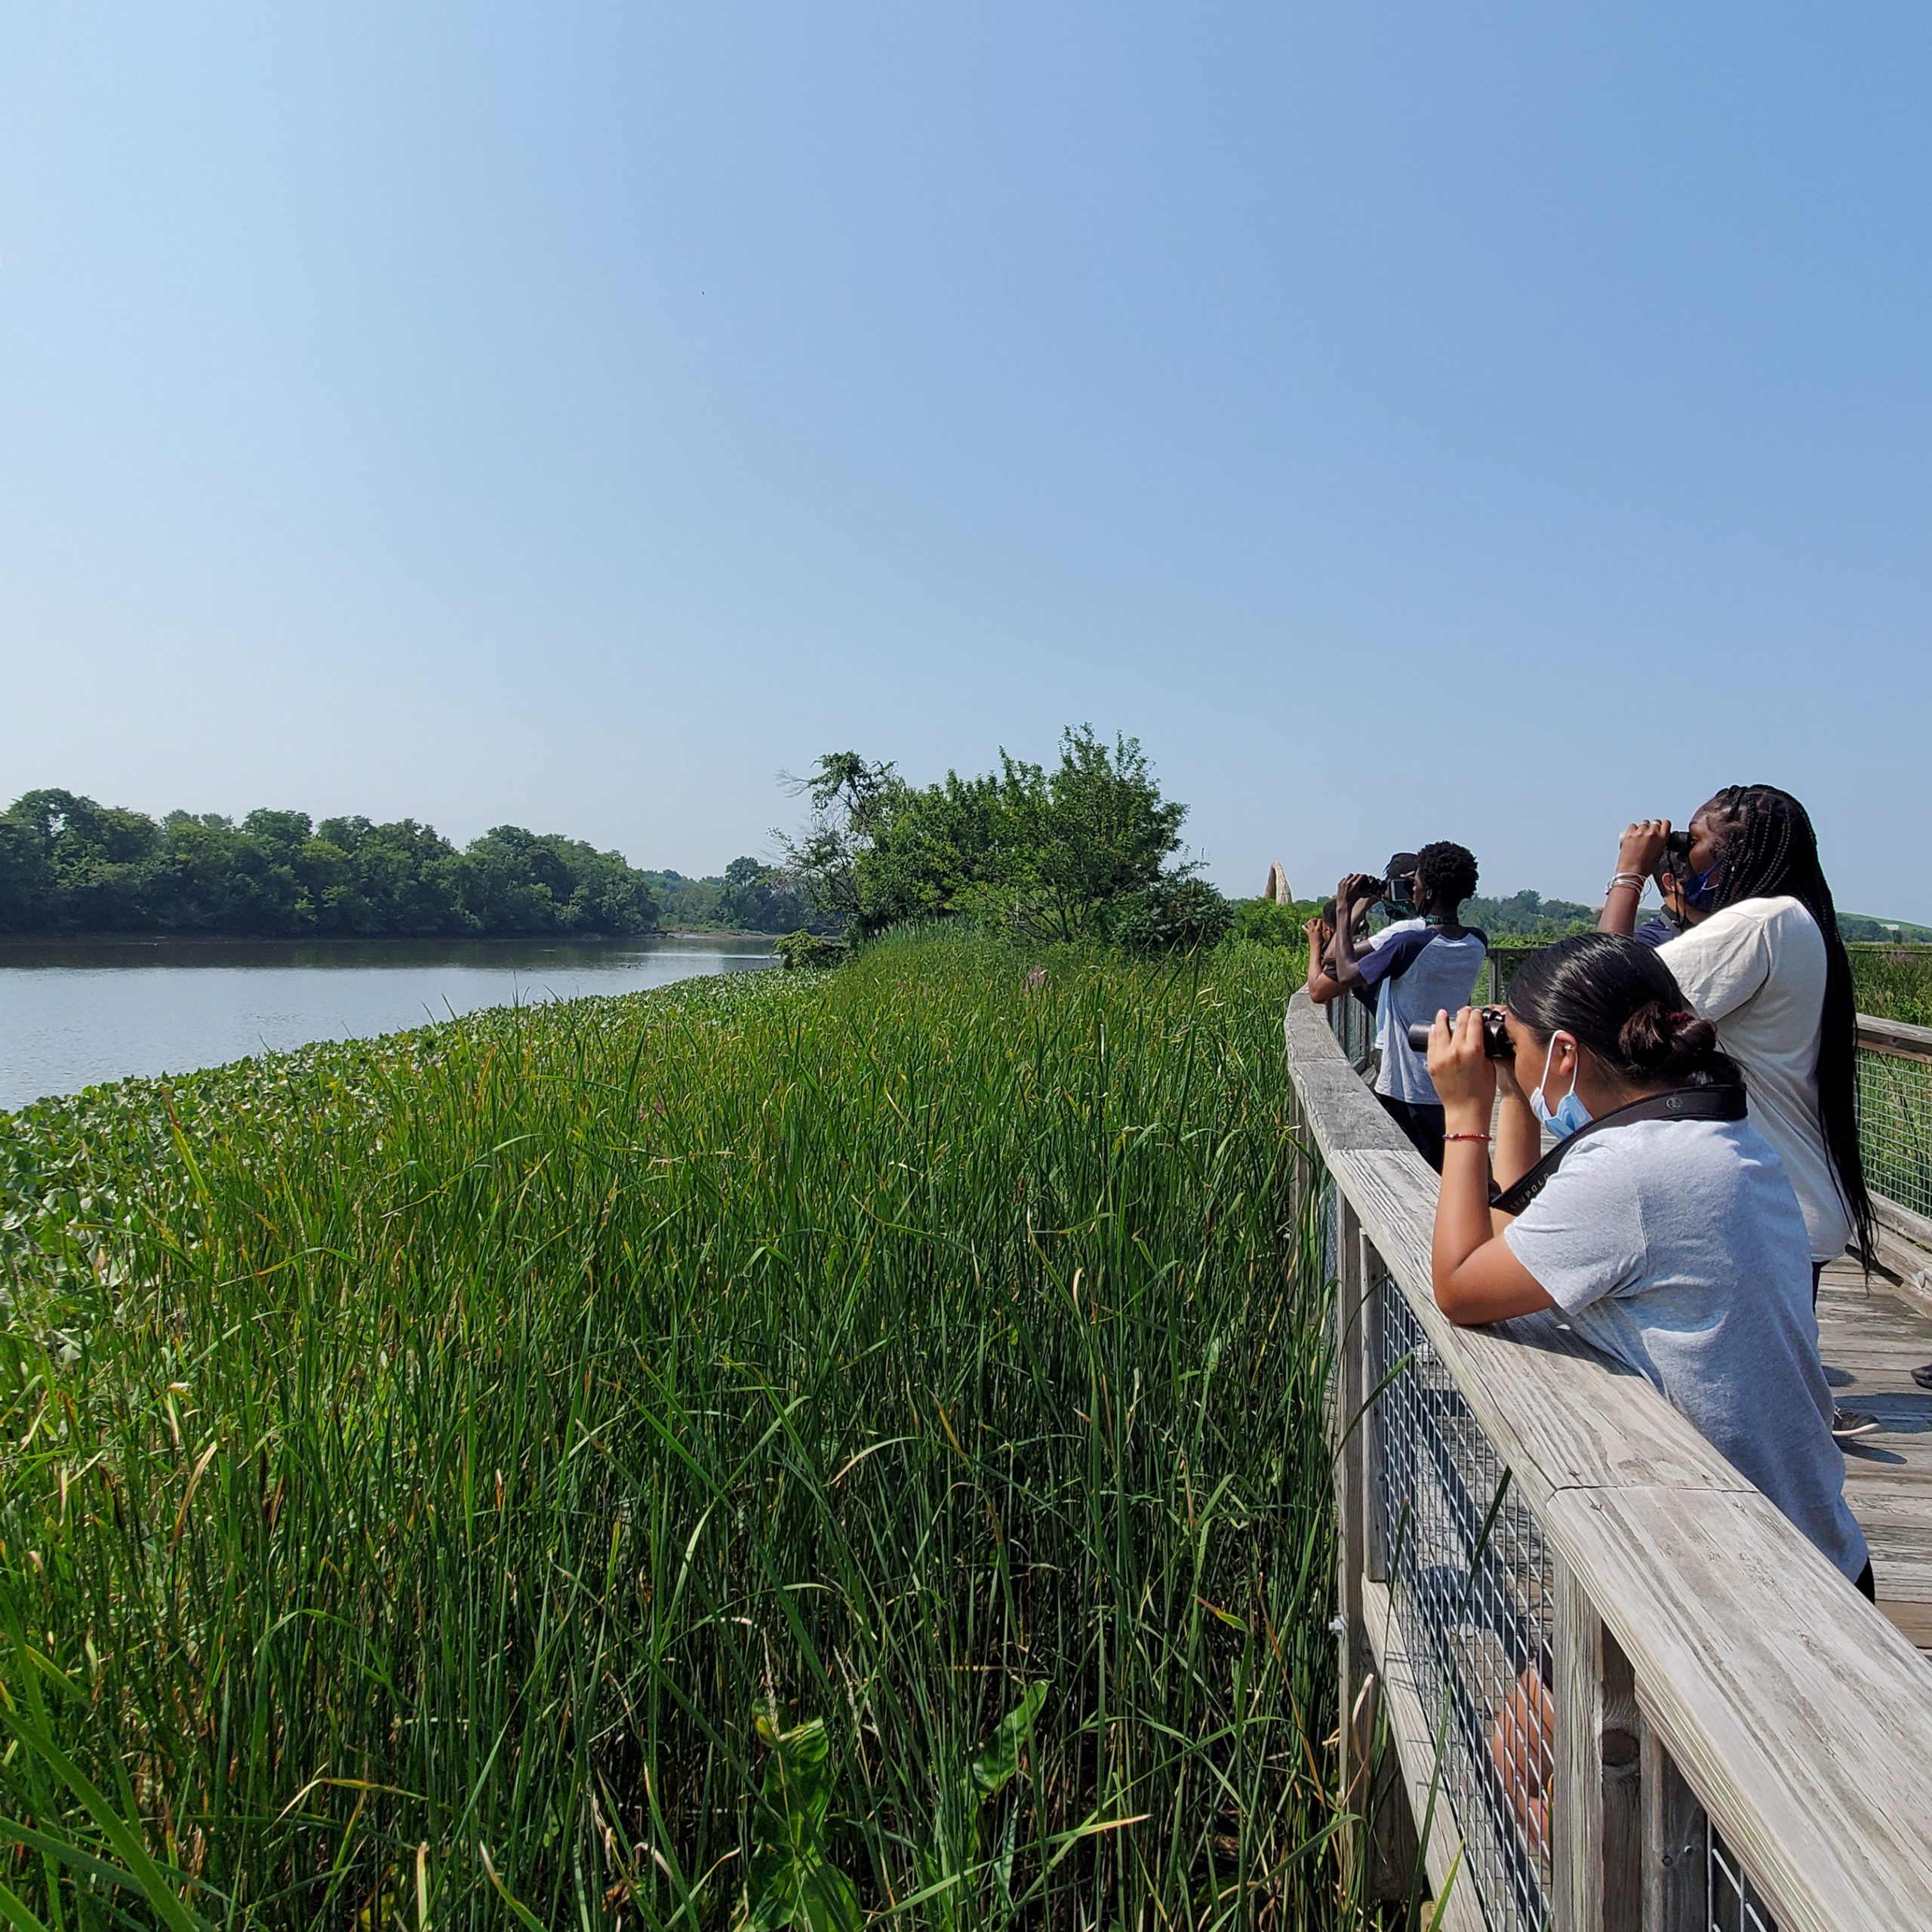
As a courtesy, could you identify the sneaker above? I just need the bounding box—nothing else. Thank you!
[1913,1363,1932,1392]
[1832,1407,1881,1441]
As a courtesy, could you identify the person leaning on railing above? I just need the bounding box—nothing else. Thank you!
[1426,933,1872,1597]
[1423,934,1874,1857]
[1597,785,1881,1442]
[1312,841,1486,1173]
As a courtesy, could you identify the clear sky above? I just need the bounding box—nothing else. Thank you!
[4,5,1930,917]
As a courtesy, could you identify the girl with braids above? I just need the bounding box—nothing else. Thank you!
[1598,791,1878,1426]
[1426,933,1872,1595]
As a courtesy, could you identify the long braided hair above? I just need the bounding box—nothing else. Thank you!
[1706,784,1875,1269]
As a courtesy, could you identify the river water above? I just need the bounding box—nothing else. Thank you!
[0,934,777,1112]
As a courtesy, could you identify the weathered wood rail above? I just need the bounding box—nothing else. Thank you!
[1857,1014,1932,1300]
[1287,989,1932,1932]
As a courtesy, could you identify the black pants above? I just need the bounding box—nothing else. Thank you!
[1378,1094,1445,1172]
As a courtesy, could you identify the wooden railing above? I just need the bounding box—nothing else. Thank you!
[1286,990,1932,1932]
[1858,1014,1932,1294]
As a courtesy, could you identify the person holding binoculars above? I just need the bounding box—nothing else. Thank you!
[1420,932,1873,1853]
[1311,841,1484,1171]
[1596,785,1881,1441]
[1424,931,1872,1595]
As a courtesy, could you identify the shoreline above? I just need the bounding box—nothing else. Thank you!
[0,928,782,953]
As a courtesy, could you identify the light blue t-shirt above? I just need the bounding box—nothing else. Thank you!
[1360,925,1487,1107]
[1504,1115,1868,1582]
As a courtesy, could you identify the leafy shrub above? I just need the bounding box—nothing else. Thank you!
[1113,875,1234,952]
[772,928,849,971]
[1223,896,1318,951]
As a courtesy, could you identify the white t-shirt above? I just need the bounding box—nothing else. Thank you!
[1504,1117,1868,1582]
[1658,897,1851,1263]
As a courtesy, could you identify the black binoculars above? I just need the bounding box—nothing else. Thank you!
[1405,1010,1512,1059]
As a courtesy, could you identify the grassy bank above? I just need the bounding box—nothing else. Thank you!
[1849,945,1932,1028]
[0,932,1342,1930]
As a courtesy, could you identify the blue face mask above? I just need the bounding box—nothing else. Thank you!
[1531,1035,1592,1140]
[1681,863,1721,915]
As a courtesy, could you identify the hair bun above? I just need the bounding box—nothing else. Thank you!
[1617,998,1719,1074]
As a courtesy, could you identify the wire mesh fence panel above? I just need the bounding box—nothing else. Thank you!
[1373,1279,1554,1932]
[1326,986,1378,1070]
[1707,1823,1778,1932]
[1857,1042,1932,1222]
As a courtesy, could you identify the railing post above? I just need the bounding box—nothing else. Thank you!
[1553,1558,1643,1932]
[1335,1201,1417,1899]
[1641,1725,1704,1932]
[1334,1194,1373,1861]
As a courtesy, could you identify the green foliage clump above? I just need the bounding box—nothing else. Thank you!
[644,857,835,935]
[771,928,849,971]
[1111,874,1234,952]
[0,933,1341,1930]
[1223,897,1322,950]
[780,728,1198,944]
[0,789,660,937]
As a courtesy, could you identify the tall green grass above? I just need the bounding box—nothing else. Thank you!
[1849,945,1932,1028]
[0,931,1346,1929]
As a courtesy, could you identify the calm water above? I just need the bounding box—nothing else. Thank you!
[0,935,777,1112]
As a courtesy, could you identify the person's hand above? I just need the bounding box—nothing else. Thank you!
[1305,916,1333,950]
[1337,871,1380,912]
[1428,1007,1497,1133]
[1487,1010,1525,1097]
[1617,819,1671,880]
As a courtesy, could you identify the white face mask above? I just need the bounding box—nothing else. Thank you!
[1531,1033,1591,1140]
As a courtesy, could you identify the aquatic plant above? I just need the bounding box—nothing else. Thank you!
[0,933,1346,1929]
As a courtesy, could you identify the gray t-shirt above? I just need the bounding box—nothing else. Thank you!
[1503,1115,1868,1581]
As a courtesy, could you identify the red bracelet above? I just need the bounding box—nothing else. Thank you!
[1444,1131,1491,1143]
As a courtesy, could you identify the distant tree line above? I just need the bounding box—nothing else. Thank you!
[1462,889,1599,940]
[0,790,660,938]
[642,859,838,936]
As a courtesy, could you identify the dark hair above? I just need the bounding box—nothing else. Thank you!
[1703,784,1875,1269]
[1506,932,1741,1086]
[1414,840,1478,909]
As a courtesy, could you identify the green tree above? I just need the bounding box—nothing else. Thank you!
[780,728,1192,943]
[0,793,661,938]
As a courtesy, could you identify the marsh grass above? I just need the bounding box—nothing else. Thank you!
[0,931,1347,1929]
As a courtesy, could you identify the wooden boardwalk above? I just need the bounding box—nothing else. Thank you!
[1822,1260,1932,1649]
[1297,989,1932,1929]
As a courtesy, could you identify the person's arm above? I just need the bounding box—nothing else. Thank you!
[1490,1040,1542,1203]
[1327,873,1381,986]
[1598,820,1671,936]
[1304,917,1346,1004]
[1427,1007,1557,1324]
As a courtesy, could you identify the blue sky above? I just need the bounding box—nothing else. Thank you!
[4,5,1929,916]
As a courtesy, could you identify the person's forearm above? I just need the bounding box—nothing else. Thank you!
[1491,1089,1542,1192]
[1598,876,1643,935]
[1432,1137,1496,1291]
[1330,909,1365,985]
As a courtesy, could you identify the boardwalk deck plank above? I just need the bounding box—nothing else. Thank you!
[1818,1260,1932,1647]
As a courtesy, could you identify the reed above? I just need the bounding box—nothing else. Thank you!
[0,931,1347,1930]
